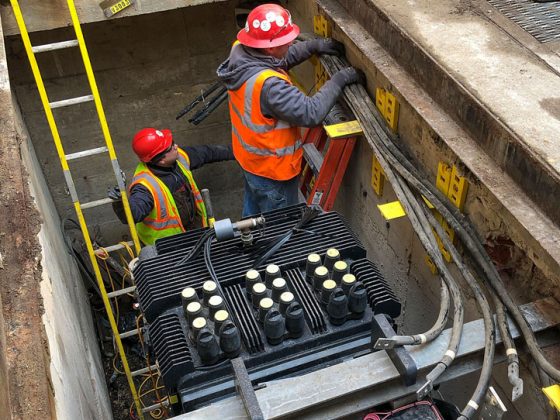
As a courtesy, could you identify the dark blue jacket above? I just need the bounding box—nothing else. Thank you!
[127,144,233,227]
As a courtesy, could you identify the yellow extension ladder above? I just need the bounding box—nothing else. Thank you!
[10,1,146,418]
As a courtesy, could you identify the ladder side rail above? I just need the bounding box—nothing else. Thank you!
[306,136,347,209]
[66,0,141,254]
[300,127,326,197]
[10,2,144,418]
[323,137,357,211]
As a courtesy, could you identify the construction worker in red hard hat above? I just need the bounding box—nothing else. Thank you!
[217,3,364,217]
[108,128,234,245]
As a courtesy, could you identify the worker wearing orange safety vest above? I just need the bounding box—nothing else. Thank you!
[217,3,364,217]
[109,128,234,245]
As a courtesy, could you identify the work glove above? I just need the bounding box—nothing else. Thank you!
[107,186,122,201]
[331,67,366,87]
[311,38,345,56]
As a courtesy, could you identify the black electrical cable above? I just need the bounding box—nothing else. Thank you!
[252,205,322,268]
[62,217,103,298]
[318,53,499,414]
[325,50,559,383]
[176,80,223,120]
[316,54,465,393]
[318,49,559,411]
[492,293,523,401]
[375,280,450,348]
[423,196,495,419]
[175,228,215,267]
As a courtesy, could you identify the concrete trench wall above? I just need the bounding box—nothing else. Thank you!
[16,101,113,419]
[4,1,244,245]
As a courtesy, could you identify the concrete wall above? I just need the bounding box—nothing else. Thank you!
[14,99,113,419]
[5,2,244,245]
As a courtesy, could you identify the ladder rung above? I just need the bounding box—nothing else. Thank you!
[81,197,114,209]
[107,286,137,299]
[303,143,323,175]
[50,94,94,109]
[95,241,135,254]
[131,364,158,377]
[65,146,109,161]
[32,39,79,53]
[119,329,142,339]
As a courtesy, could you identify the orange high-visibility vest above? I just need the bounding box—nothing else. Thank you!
[129,148,207,245]
[228,69,302,181]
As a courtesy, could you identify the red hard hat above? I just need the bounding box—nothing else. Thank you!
[132,128,173,162]
[237,4,300,49]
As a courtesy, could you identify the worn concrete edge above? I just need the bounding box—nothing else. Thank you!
[317,0,560,276]
[0,0,230,36]
[183,298,560,419]
[0,15,53,419]
[329,0,560,227]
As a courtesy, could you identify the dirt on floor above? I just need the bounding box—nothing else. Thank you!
[0,95,53,418]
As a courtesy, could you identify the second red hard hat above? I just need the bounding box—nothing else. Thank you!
[132,128,173,162]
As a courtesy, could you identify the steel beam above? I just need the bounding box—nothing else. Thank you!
[181,298,560,420]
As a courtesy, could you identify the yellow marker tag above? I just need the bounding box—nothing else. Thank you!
[324,120,363,139]
[102,0,133,17]
[169,394,179,404]
[543,384,560,411]
[377,201,406,220]
[378,197,434,220]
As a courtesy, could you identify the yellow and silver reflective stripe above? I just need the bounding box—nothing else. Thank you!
[131,173,168,219]
[232,124,302,157]
[176,152,190,170]
[142,218,180,229]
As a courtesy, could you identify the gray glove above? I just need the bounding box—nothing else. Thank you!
[107,186,122,201]
[331,67,366,87]
[311,38,345,56]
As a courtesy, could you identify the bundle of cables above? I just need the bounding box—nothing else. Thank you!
[313,48,558,419]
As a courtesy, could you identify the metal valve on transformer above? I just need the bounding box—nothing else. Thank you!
[213,216,266,246]
[200,188,265,246]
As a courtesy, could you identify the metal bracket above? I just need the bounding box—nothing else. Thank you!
[480,386,507,419]
[371,314,417,386]
[231,357,264,420]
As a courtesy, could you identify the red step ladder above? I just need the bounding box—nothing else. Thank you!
[300,116,363,211]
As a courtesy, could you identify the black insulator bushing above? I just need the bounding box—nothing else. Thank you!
[327,287,348,326]
[196,328,220,365]
[285,302,305,338]
[348,282,367,316]
[264,309,285,345]
[219,320,241,358]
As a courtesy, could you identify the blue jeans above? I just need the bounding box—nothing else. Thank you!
[242,170,300,217]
